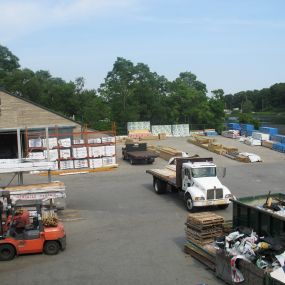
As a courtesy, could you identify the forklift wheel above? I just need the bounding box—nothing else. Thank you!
[44,241,60,255]
[0,244,16,261]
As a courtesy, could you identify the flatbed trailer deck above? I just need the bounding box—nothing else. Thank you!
[122,143,158,165]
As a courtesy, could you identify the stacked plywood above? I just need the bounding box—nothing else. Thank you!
[185,212,224,245]
[208,143,226,155]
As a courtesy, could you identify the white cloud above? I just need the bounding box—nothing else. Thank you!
[0,0,137,42]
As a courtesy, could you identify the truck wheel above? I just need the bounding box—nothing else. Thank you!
[148,158,154,164]
[0,244,16,261]
[218,204,229,210]
[154,179,166,194]
[185,194,195,212]
[44,241,60,255]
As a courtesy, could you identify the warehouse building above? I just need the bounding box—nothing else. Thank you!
[0,90,82,159]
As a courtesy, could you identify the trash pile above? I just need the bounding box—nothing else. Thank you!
[257,192,285,218]
[216,226,285,283]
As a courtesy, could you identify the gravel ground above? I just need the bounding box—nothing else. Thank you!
[0,136,284,285]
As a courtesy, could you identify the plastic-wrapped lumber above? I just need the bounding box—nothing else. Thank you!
[127,121,150,131]
[241,124,254,131]
[171,124,190,137]
[262,140,274,149]
[151,125,172,136]
[272,143,285,153]
[227,123,241,130]
[270,134,285,143]
[252,132,270,141]
[259,127,278,136]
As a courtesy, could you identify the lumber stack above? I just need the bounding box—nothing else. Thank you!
[157,146,182,161]
[185,212,224,245]
[208,142,226,155]
[42,211,58,227]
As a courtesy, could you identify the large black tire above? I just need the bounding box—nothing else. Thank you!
[0,244,16,261]
[153,178,166,194]
[44,241,60,255]
[185,194,196,212]
[147,158,154,164]
[218,204,229,210]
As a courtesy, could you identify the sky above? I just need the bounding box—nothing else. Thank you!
[1,0,285,95]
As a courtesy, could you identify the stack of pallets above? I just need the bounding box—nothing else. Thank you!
[185,212,224,245]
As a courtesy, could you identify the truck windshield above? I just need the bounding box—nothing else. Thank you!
[191,167,216,178]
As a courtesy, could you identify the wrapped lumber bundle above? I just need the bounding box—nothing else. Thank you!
[185,212,224,245]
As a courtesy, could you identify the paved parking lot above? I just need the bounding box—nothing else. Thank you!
[1,136,284,285]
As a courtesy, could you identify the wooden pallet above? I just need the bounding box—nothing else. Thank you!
[186,235,215,246]
[187,212,224,226]
[185,222,223,231]
[185,227,223,239]
[184,242,216,271]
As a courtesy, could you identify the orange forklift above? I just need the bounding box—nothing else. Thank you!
[0,191,66,261]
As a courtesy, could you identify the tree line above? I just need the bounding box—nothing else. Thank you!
[0,45,226,133]
[2,45,284,133]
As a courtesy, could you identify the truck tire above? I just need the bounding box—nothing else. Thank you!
[218,204,229,210]
[44,241,60,255]
[154,178,166,194]
[185,194,196,212]
[147,158,154,164]
[0,244,16,261]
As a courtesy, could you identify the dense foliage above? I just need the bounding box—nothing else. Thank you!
[224,85,285,113]
[0,44,226,133]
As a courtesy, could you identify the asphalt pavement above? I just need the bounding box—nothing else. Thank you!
[1,136,284,285]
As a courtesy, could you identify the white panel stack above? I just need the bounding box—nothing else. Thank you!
[44,149,59,161]
[88,146,105,157]
[58,138,71,147]
[172,124,190,137]
[151,125,172,136]
[101,136,115,143]
[29,138,42,148]
[60,149,71,159]
[88,138,102,144]
[252,132,270,141]
[102,157,116,166]
[74,159,88,169]
[89,158,103,169]
[42,137,58,148]
[73,147,87,158]
[28,152,45,160]
[127,121,151,131]
[244,137,262,146]
[105,145,116,156]
[73,139,84,145]
[59,160,74,170]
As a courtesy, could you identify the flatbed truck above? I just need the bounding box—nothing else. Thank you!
[146,157,233,211]
[122,143,158,165]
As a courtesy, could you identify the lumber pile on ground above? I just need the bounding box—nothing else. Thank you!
[156,146,182,161]
[185,212,224,245]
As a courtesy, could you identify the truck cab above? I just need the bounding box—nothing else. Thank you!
[182,161,233,211]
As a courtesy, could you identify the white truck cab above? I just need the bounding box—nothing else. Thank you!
[182,161,233,211]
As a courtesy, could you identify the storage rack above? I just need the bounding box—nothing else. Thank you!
[25,127,116,171]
